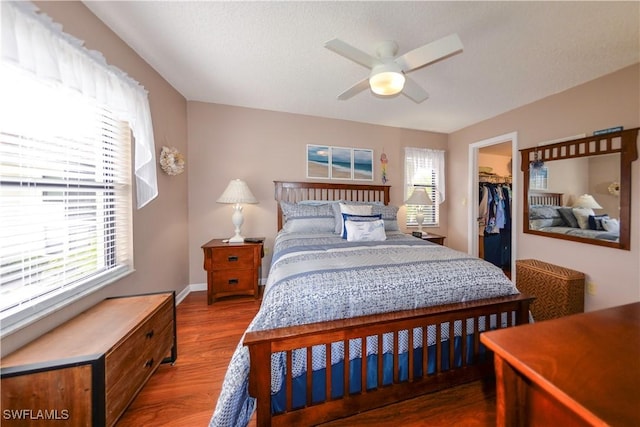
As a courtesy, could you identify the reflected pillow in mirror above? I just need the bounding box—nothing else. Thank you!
[529,205,562,220]
[572,207,595,230]
[602,218,620,234]
[558,207,579,228]
[530,218,564,230]
[588,214,609,231]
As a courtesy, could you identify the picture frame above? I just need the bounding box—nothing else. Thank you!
[530,166,548,190]
[306,145,374,181]
[330,146,353,180]
[353,148,373,181]
[306,145,330,179]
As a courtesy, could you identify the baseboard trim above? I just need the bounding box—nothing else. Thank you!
[176,283,207,305]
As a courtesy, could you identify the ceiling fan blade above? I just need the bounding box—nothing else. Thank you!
[402,77,429,103]
[337,78,370,100]
[325,38,379,69]
[395,33,463,72]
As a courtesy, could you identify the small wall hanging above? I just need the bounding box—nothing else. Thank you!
[159,146,185,176]
[380,151,388,184]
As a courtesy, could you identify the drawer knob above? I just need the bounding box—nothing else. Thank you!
[144,358,154,368]
[146,330,154,339]
[228,255,239,262]
[228,278,239,285]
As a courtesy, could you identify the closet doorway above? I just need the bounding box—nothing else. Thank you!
[468,132,518,280]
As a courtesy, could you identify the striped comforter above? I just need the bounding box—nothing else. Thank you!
[210,231,518,426]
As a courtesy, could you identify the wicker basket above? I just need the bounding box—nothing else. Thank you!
[516,259,585,321]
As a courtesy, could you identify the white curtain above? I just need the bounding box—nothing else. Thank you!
[1,1,158,208]
[404,147,446,204]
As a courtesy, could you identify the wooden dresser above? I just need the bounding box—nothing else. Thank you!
[1,292,177,427]
[202,238,264,304]
[481,302,640,426]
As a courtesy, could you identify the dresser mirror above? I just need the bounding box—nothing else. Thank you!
[520,128,638,250]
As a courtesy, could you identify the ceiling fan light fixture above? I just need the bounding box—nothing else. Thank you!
[369,64,405,96]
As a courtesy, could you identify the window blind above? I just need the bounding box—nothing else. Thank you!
[0,65,133,333]
[404,148,445,227]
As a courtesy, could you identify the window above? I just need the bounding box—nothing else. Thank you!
[0,65,133,335]
[404,148,446,227]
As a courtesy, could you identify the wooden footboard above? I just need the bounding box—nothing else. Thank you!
[244,294,533,426]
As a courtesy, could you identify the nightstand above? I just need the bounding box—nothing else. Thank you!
[412,232,446,245]
[201,238,264,304]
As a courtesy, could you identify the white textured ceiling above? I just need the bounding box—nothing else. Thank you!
[83,1,639,134]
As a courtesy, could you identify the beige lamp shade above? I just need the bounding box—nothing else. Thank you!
[216,179,258,204]
[572,194,602,209]
[404,186,433,205]
[217,179,258,243]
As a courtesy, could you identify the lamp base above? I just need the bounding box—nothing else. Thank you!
[416,211,425,234]
[228,234,244,243]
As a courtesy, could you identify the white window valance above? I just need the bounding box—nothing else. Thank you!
[1,1,158,208]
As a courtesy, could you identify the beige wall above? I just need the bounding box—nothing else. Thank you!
[449,64,640,311]
[1,2,189,356]
[187,102,448,284]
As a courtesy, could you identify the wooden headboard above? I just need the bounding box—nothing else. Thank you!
[529,191,563,206]
[274,181,390,230]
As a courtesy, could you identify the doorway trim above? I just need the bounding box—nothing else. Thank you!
[468,132,518,279]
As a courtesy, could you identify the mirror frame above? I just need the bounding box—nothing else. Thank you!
[520,128,638,250]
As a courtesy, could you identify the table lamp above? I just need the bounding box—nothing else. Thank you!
[216,179,258,243]
[405,185,433,235]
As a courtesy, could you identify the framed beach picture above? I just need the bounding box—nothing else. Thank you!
[307,145,330,179]
[530,166,548,190]
[330,147,353,180]
[353,148,373,181]
[307,144,374,181]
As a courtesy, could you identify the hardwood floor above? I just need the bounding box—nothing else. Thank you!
[117,292,496,426]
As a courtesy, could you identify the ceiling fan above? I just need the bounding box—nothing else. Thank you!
[324,33,463,103]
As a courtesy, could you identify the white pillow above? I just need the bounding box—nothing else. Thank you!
[337,203,372,234]
[572,207,595,230]
[345,219,386,242]
[602,218,620,234]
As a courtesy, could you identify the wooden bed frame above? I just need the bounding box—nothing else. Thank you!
[244,181,533,426]
[529,191,563,206]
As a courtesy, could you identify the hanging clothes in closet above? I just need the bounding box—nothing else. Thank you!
[479,183,512,268]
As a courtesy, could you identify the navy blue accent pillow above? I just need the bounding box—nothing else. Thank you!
[558,207,579,228]
[588,214,609,231]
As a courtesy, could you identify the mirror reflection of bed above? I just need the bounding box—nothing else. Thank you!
[520,128,638,250]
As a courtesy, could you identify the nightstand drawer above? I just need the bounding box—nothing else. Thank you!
[211,246,255,270]
[212,269,255,292]
[202,238,264,304]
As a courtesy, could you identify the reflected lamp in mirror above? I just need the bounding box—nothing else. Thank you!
[404,185,433,234]
[216,179,258,243]
[572,194,602,209]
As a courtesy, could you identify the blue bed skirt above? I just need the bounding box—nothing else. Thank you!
[272,334,488,413]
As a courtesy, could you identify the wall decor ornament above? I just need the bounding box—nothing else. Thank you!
[608,181,620,197]
[380,151,388,184]
[159,146,185,176]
